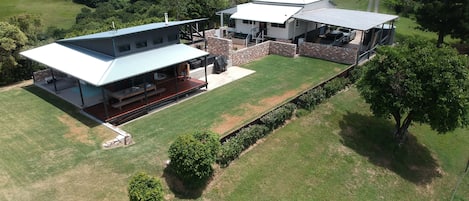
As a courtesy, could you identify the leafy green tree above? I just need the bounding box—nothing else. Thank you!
[128,172,164,201]
[357,37,469,144]
[8,14,43,45]
[168,130,220,188]
[0,22,28,85]
[415,0,469,46]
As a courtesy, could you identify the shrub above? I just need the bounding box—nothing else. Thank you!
[168,131,220,188]
[217,124,269,167]
[323,77,350,98]
[217,137,244,167]
[192,130,221,159]
[297,88,326,110]
[260,103,297,130]
[128,172,164,201]
[237,124,270,148]
[349,66,363,83]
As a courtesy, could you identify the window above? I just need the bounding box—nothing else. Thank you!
[242,20,254,24]
[153,37,163,45]
[118,44,130,52]
[271,23,286,28]
[168,34,178,42]
[135,40,147,48]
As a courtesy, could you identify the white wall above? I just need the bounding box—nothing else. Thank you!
[234,20,257,35]
[232,19,319,40]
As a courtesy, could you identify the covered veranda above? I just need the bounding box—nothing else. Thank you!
[293,8,398,64]
[21,43,210,125]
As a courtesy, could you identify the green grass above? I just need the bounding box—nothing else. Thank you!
[203,87,469,201]
[0,0,85,29]
[0,56,347,200]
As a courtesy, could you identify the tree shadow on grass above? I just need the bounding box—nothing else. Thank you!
[162,166,208,199]
[338,112,441,185]
[23,85,100,128]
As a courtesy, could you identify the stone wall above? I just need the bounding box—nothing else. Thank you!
[231,42,270,66]
[205,29,216,38]
[299,42,358,65]
[207,36,233,59]
[269,41,297,58]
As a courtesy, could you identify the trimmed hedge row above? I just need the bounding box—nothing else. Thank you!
[260,103,297,131]
[217,75,353,167]
[217,103,296,167]
[297,77,350,110]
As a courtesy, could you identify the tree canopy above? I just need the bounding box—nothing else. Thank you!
[415,0,469,46]
[357,37,469,144]
[0,21,28,85]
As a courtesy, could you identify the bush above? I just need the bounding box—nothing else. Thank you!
[168,131,220,188]
[349,66,363,83]
[128,172,164,201]
[237,124,270,149]
[217,137,244,167]
[217,124,269,167]
[192,130,221,159]
[297,87,326,110]
[260,103,297,130]
[323,77,350,98]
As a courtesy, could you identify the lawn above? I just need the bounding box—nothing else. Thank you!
[0,55,347,200]
[203,87,469,201]
[0,0,85,29]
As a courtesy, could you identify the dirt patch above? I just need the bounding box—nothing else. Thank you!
[57,114,94,145]
[212,89,302,134]
[0,80,33,92]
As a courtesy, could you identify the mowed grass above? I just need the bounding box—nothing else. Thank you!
[0,0,85,29]
[0,56,347,200]
[203,87,469,201]
[120,55,347,173]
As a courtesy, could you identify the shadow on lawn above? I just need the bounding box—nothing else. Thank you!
[162,166,208,199]
[23,85,100,128]
[338,112,441,185]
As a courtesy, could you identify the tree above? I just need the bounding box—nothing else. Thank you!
[415,0,469,47]
[0,22,28,85]
[8,14,43,45]
[167,130,220,188]
[357,37,469,144]
[128,172,164,201]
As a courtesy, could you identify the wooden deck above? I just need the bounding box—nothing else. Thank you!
[84,77,207,125]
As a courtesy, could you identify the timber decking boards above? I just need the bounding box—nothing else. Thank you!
[84,78,206,123]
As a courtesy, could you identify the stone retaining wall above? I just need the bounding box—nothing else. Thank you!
[269,41,297,58]
[231,42,270,66]
[207,36,233,59]
[299,42,358,64]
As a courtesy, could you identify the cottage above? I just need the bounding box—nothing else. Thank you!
[215,0,398,64]
[21,19,211,124]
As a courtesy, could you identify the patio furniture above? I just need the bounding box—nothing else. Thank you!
[109,84,165,109]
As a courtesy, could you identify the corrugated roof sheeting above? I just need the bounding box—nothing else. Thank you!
[21,43,208,86]
[59,18,207,41]
[230,3,302,24]
[294,8,398,30]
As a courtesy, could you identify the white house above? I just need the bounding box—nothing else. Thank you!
[217,0,398,46]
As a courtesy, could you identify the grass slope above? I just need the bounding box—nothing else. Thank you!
[0,0,84,29]
[0,56,347,200]
[204,87,469,201]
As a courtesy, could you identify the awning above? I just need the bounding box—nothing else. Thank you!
[230,3,302,24]
[216,6,237,15]
[293,8,398,30]
[21,43,208,86]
